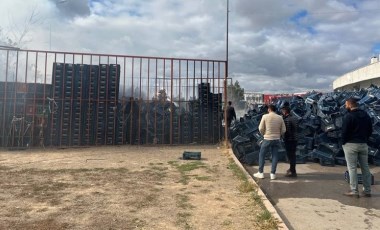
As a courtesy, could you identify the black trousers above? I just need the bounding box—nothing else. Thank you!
[284,140,297,174]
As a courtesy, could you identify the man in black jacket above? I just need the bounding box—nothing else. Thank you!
[281,106,298,177]
[342,98,373,197]
[226,101,236,140]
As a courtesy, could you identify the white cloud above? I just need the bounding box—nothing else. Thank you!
[1,0,380,93]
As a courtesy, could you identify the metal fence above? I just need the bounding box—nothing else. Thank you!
[0,48,228,148]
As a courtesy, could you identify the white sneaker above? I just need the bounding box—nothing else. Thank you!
[253,172,264,179]
[270,173,276,180]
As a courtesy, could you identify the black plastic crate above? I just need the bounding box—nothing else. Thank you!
[183,151,201,160]
[335,156,347,166]
[296,154,308,164]
[344,171,375,185]
[311,149,335,166]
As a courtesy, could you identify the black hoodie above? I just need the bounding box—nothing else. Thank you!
[341,108,373,145]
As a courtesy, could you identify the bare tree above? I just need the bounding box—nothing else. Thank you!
[0,4,42,48]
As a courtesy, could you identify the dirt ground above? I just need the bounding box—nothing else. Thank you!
[0,145,278,230]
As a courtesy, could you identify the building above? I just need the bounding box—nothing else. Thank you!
[244,92,264,104]
[333,56,380,91]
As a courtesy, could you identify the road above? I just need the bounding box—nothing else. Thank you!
[245,162,380,230]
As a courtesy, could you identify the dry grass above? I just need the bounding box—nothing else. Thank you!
[0,146,279,230]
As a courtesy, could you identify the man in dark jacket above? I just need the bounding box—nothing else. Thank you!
[226,101,236,127]
[226,101,236,140]
[342,98,373,197]
[281,106,298,177]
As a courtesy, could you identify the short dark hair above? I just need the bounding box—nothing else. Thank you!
[346,98,358,107]
[228,101,232,105]
[268,104,276,112]
[281,106,290,113]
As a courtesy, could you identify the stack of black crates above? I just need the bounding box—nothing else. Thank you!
[0,82,51,147]
[50,63,119,146]
[190,83,223,144]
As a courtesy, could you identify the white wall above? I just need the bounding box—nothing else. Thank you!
[333,61,380,91]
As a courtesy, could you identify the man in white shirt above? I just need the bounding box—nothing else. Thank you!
[253,104,286,180]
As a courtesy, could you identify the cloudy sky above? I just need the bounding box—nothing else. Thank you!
[1,0,380,93]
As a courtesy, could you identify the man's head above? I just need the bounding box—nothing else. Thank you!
[268,104,276,113]
[228,101,232,106]
[281,106,290,116]
[345,98,358,111]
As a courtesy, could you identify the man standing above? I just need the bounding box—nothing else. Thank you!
[254,104,286,180]
[342,98,373,197]
[226,101,236,140]
[281,106,298,177]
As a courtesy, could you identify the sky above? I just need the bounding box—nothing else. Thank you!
[1,0,380,93]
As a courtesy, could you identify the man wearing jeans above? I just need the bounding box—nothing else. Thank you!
[342,98,373,197]
[254,104,286,180]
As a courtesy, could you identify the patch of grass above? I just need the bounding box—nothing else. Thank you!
[126,193,158,209]
[0,166,12,171]
[201,189,211,194]
[258,209,272,221]
[168,160,178,166]
[222,219,232,226]
[227,159,255,193]
[256,210,279,230]
[17,167,129,175]
[176,212,193,230]
[194,175,212,181]
[227,159,246,181]
[178,174,190,185]
[238,181,256,193]
[227,158,278,229]
[171,161,210,185]
[176,194,194,210]
[151,166,168,171]
[177,161,206,173]
[131,218,147,228]
[252,192,264,208]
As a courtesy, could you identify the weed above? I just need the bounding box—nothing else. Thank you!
[256,210,279,230]
[238,181,256,193]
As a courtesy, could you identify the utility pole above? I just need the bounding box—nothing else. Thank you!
[224,0,229,147]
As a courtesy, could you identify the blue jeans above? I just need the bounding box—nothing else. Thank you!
[342,143,371,194]
[258,139,280,174]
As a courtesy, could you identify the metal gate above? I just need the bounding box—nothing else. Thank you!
[0,48,227,148]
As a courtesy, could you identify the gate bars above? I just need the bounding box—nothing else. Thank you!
[0,48,227,148]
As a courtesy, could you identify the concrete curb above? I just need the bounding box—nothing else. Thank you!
[228,149,288,230]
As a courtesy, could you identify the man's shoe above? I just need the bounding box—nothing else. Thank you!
[285,173,297,178]
[270,173,276,180]
[343,191,359,198]
[253,172,264,179]
[362,193,371,197]
[285,169,291,176]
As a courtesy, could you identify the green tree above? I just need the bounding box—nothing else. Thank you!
[227,80,244,103]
